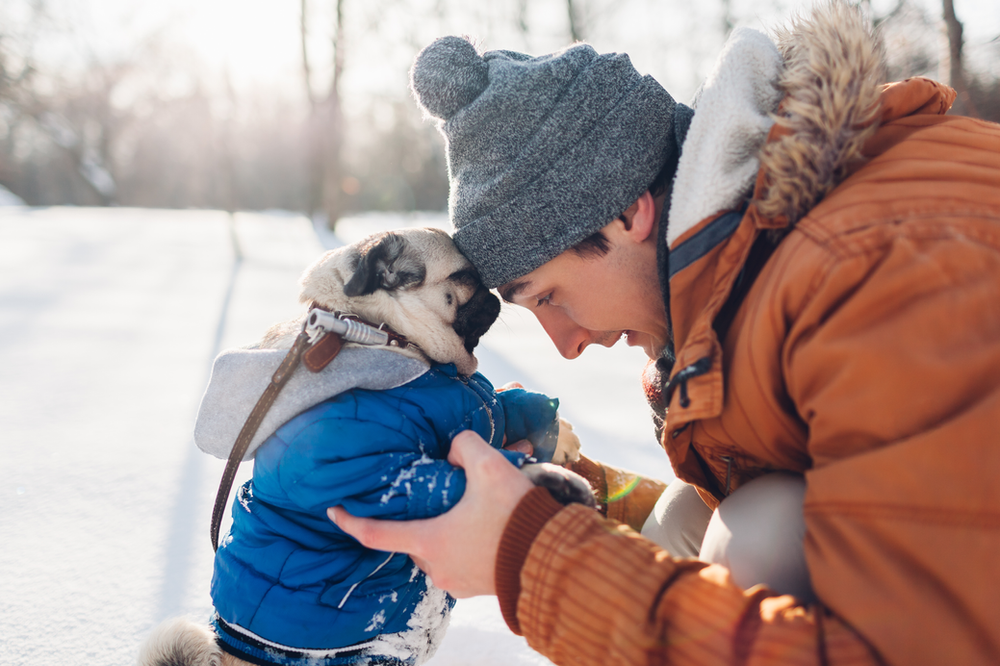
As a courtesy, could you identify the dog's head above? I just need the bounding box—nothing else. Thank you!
[298,227,500,376]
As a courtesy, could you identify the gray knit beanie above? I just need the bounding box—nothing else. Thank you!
[410,36,691,288]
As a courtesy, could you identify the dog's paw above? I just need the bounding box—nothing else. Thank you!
[550,416,582,465]
[522,462,596,509]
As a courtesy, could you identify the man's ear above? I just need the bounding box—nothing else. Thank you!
[615,190,657,243]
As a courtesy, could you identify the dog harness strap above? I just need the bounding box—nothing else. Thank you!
[303,332,344,372]
[210,328,314,551]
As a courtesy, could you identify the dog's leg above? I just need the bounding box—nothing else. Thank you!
[550,416,582,465]
[521,463,597,509]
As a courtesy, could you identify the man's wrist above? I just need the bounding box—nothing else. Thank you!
[494,487,566,634]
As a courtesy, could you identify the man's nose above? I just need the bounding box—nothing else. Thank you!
[534,309,599,360]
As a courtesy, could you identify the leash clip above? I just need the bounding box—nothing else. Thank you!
[306,308,390,347]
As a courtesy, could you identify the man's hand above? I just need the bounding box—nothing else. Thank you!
[328,429,534,598]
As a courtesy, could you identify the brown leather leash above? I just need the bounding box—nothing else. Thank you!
[209,309,415,551]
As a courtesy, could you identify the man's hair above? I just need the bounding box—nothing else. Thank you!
[569,230,612,258]
[569,156,676,259]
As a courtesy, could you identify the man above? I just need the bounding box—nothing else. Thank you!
[331,3,1000,664]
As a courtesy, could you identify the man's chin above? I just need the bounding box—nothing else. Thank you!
[625,331,664,360]
[640,341,662,360]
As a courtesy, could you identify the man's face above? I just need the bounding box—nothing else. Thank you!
[498,228,669,360]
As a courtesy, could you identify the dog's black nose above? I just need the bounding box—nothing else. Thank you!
[453,288,501,353]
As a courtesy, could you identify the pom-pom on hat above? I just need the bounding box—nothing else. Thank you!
[411,36,690,288]
[410,37,489,121]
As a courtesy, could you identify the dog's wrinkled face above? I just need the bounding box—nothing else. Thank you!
[298,228,500,376]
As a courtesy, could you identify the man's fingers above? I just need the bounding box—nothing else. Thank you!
[498,381,525,391]
[328,507,428,557]
[503,438,533,455]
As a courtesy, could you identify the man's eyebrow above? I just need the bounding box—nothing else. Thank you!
[499,279,531,304]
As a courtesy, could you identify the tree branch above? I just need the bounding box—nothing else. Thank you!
[942,0,980,118]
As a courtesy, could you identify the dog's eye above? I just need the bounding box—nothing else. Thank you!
[446,293,454,306]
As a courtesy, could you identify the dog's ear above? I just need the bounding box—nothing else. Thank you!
[343,232,427,297]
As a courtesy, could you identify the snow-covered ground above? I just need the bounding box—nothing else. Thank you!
[0,207,672,665]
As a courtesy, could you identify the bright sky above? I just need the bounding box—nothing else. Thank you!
[32,0,1000,106]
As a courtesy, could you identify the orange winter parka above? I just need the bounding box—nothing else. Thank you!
[494,5,1000,666]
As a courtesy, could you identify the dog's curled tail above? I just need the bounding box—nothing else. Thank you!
[138,617,224,666]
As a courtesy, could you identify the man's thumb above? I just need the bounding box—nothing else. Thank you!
[447,429,493,468]
[328,506,423,555]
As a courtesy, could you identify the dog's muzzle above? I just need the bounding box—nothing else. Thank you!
[453,288,501,353]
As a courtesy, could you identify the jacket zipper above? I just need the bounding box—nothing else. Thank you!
[459,375,496,445]
[720,455,734,496]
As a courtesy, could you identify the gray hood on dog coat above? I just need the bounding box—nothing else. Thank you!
[194,345,429,461]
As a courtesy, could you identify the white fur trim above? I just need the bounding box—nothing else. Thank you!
[667,28,783,247]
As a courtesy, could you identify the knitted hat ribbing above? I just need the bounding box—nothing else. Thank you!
[411,36,689,288]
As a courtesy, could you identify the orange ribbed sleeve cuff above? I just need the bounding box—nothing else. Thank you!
[495,487,566,634]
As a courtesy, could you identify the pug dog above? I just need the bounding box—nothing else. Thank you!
[257,227,495,376]
[139,228,591,666]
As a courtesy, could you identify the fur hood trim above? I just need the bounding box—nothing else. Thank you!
[756,2,887,225]
[668,2,888,242]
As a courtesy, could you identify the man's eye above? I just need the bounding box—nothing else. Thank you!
[535,294,552,307]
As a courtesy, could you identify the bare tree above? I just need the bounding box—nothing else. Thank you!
[0,3,45,198]
[300,0,347,230]
[3,57,123,206]
[32,61,129,205]
[301,0,322,219]
[942,0,980,117]
[874,0,937,81]
[324,0,347,228]
[721,0,734,38]
[565,0,624,46]
[567,0,584,42]
[515,0,530,39]
[216,68,239,214]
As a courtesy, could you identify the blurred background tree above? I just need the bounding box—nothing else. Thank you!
[0,0,996,222]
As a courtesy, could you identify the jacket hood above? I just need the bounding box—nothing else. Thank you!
[757,1,887,226]
[668,2,887,243]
